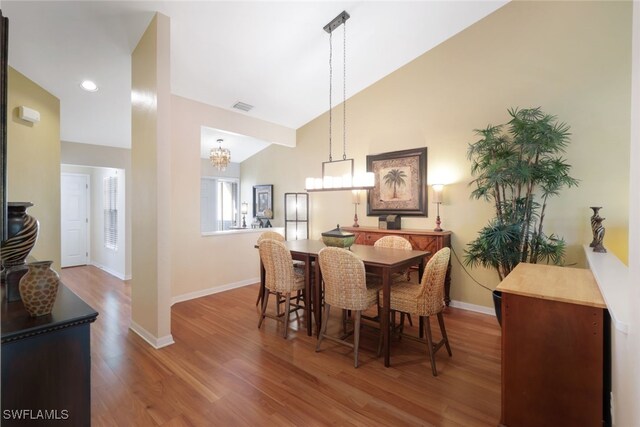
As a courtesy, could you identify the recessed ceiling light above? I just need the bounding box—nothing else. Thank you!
[81,80,98,92]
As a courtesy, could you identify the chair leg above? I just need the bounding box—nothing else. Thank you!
[283,293,291,339]
[316,304,331,352]
[437,312,452,356]
[255,285,263,306]
[423,316,438,376]
[258,291,270,329]
[276,292,281,317]
[353,311,361,368]
[407,313,414,327]
[342,309,348,334]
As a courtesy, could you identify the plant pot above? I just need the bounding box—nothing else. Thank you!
[19,261,59,317]
[492,290,503,327]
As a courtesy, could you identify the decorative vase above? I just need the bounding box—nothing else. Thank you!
[592,216,607,254]
[589,206,602,247]
[1,202,40,272]
[19,261,59,317]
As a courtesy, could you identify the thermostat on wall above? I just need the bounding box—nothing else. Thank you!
[18,106,40,123]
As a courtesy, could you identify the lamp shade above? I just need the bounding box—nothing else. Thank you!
[432,184,444,203]
[241,202,248,215]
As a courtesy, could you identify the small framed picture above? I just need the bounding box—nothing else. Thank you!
[253,184,273,219]
[366,148,428,216]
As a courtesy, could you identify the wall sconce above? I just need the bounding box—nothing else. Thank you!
[241,202,248,228]
[432,184,444,231]
[352,190,361,227]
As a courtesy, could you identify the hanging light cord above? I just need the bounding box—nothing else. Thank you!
[328,30,333,162]
[342,19,347,160]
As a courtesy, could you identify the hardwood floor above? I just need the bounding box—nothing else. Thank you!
[61,266,501,426]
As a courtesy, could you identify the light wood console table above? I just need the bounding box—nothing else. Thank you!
[342,227,452,305]
[496,263,609,427]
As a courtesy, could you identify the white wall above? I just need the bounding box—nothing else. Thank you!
[619,2,640,425]
[170,94,295,299]
[61,164,127,280]
[61,141,132,278]
[90,167,127,279]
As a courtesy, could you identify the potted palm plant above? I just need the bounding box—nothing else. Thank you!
[464,107,579,324]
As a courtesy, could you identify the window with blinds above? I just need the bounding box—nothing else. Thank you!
[104,176,118,250]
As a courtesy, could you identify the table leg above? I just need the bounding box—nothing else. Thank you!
[314,258,322,337]
[382,268,391,367]
[257,259,266,306]
[418,258,425,338]
[304,254,312,336]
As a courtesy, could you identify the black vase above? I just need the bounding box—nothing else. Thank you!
[1,202,39,271]
[492,290,503,327]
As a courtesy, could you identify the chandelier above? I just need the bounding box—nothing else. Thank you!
[305,11,374,192]
[210,138,231,171]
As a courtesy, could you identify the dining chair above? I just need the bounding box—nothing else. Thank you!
[316,247,381,368]
[369,235,414,326]
[258,239,307,339]
[383,247,452,376]
[255,231,305,307]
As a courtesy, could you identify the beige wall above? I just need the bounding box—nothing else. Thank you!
[7,67,61,271]
[170,95,295,298]
[130,13,172,345]
[242,0,632,309]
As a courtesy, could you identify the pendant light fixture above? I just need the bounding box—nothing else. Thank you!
[210,138,231,171]
[305,11,374,192]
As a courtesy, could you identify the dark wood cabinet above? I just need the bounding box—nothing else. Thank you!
[497,263,608,427]
[1,283,98,426]
[342,227,452,304]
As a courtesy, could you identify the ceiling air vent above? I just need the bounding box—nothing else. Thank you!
[232,101,253,112]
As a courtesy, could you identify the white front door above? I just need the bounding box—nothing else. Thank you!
[61,173,89,267]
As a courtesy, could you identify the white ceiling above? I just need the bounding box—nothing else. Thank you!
[3,1,508,154]
[201,127,270,163]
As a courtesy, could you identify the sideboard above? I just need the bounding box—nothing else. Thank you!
[1,283,98,426]
[496,263,609,427]
[342,227,452,305]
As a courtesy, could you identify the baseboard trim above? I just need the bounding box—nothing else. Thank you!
[129,321,175,349]
[449,299,495,316]
[90,261,127,281]
[171,277,259,306]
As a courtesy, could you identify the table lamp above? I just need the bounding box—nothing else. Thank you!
[432,184,444,231]
[241,202,248,228]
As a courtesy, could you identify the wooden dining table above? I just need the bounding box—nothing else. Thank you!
[283,239,428,367]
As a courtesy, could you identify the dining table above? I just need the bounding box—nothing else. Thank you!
[283,239,429,367]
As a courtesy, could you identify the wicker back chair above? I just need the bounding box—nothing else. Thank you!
[373,236,413,283]
[257,239,306,338]
[255,231,289,306]
[374,235,412,250]
[257,231,285,243]
[385,247,452,375]
[316,247,380,368]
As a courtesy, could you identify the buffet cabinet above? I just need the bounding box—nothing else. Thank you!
[1,283,98,426]
[342,227,452,305]
[496,263,608,427]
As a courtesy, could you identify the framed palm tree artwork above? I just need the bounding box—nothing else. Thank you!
[366,148,428,216]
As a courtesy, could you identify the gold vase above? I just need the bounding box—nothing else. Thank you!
[19,261,59,317]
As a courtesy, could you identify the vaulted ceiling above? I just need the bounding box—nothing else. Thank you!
[3,1,507,153]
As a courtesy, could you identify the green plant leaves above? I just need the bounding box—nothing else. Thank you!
[465,107,577,280]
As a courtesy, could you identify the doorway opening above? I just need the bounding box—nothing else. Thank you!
[61,164,128,280]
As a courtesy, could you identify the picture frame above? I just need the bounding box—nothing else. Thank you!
[253,184,274,219]
[366,147,428,216]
